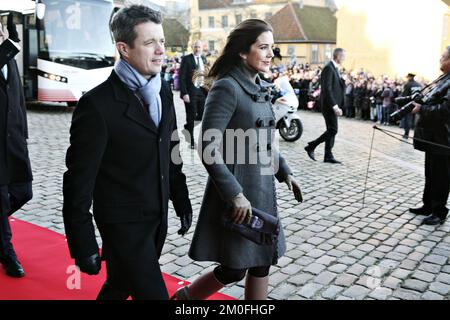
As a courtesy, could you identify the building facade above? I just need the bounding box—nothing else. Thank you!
[268,2,337,66]
[336,0,450,80]
[190,0,335,56]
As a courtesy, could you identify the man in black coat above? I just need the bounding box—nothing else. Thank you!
[0,22,33,278]
[305,48,346,163]
[409,47,450,226]
[62,6,193,300]
[179,40,207,149]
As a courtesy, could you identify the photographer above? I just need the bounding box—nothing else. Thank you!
[409,47,450,226]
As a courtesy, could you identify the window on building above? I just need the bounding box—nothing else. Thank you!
[265,12,272,20]
[235,14,242,25]
[311,44,319,64]
[250,11,257,19]
[199,17,202,28]
[209,40,215,52]
[208,16,214,28]
[222,15,228,28]
[325,44,332,62]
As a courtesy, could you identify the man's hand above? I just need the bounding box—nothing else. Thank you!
[182,94,190,103]
[285,175,303,203]
[332,105,343,116]
[230,193,252,225]
[412,103,421,114]
[75,252,101,275]
[177,211,192,236]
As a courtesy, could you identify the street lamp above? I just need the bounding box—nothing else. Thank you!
[35,0,46,20]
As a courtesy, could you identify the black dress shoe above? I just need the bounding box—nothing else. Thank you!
[409,207,430,216]
[1,258,25,278]
[304,145,316,161]
[324,157,342,164]
[421,215,445,226]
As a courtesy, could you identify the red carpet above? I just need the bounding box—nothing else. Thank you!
[0,219,233,300]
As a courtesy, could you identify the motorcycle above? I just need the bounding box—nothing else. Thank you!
[272,76,303,142]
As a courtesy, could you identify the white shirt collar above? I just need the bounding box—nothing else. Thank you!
[1,64,7,80]
[332,59,339,70]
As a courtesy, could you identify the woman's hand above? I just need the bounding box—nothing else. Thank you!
[285,175,303,203]
[230,193,252,224]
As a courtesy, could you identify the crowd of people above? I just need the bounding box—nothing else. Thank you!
[162,53,427,133]
[266,61,427,127]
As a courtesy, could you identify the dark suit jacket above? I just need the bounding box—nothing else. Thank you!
[320,61,345,112]
[0,58,32,185]
[62,71,192,259]
[179,53,207,98]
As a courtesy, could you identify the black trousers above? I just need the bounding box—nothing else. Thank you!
[422,152,450,219]
[402,113,414,137]
[0,182,33,260]
[309,109,338,158]
[184,91,206,145]
[96,220,168,300]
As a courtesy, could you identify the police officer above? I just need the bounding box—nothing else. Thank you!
[409,46,450,225]
[401,73,422,139]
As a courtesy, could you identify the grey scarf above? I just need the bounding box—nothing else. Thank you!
[114,58,162,127]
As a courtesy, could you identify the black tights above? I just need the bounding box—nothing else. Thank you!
[213,265,270,285]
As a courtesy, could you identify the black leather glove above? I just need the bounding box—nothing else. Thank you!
[177,211,192,236]
[75,252,101,275]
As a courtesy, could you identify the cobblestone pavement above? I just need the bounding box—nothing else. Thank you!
[15,95,450,300]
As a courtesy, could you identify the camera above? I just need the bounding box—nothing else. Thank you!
[390,92,423,122]
[390,76,450,122]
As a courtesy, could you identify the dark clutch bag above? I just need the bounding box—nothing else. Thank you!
[0,39,19,69]
[222,207,280,245]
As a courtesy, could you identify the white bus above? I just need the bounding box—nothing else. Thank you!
[1,0,116,106]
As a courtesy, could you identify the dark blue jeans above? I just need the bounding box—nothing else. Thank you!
[0,182,33,260]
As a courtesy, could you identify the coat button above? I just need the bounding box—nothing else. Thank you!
[256,118,264,127]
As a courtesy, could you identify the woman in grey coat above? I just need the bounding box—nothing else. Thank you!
[172,19,302,300]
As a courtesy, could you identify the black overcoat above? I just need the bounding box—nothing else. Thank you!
[0,58,32,185]
[62,71,192,262]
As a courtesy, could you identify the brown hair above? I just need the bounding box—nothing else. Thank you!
[204,19,273,87]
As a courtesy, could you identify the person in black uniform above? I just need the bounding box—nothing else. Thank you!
[305,48,346,164]
[401,73,422,139]
[62,5,193,299]
[179,40,207,148]
[0,21,33,278]
[409,46,450,225]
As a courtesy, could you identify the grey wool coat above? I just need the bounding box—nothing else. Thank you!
[188,65,293,269]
